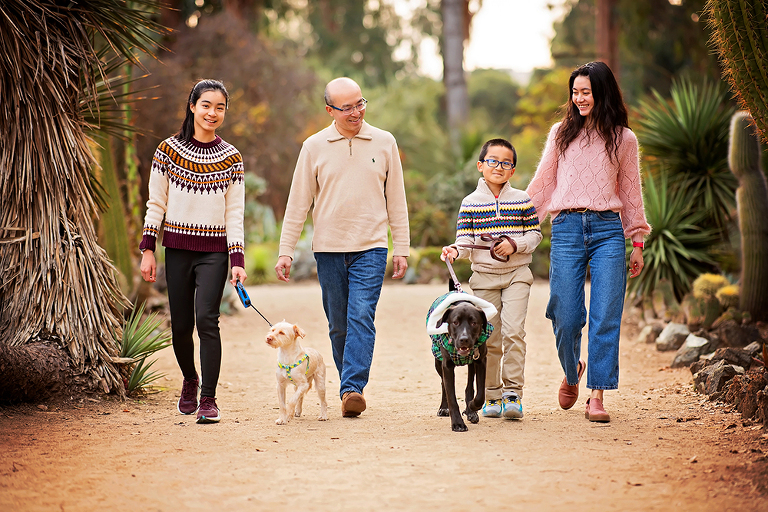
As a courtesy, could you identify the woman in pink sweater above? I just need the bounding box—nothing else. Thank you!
[526,61,651,423]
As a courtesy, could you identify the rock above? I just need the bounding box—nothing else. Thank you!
[656,323,690,351]
[693,360,743,395]
[636,323,664,344]
[744,341,763,357]
[671,334,712,368]
[713,319,762,348]
[722,369,768,420]
[713,346,755,368]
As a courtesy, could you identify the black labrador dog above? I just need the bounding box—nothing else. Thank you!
[434,301,488,432]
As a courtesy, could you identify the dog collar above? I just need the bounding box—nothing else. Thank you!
[278,353,310,382]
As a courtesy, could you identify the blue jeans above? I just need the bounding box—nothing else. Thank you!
[546,210,627,390]
[314,248,388,398]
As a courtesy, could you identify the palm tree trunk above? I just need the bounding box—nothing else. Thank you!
[441,0,470,149]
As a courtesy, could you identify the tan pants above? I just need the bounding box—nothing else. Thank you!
[469,265,533,400]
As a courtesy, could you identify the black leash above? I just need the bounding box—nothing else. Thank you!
[234,280,272,327]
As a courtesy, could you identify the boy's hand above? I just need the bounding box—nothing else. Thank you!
[440,246,458,263]
[493,239,517,257]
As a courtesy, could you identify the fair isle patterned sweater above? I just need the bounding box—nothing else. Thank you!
[526,122,651,244]
[452,178,542,275]
[139,135,246,268]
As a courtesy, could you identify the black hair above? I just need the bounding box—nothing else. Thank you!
[478,138,517,167]
[175,79,229,142]
[555,61,628,163]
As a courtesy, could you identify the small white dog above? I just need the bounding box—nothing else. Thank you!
[265,321,328,425]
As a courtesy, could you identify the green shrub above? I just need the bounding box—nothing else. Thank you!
[245,243,279,284]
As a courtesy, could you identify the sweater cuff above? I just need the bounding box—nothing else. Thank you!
[139,234,156,253]
[229,251,245,269]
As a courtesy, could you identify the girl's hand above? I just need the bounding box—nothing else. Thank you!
[629,247,644,278]
[440,246,458,263]
[140,251,156,282]
[230,266,247,287]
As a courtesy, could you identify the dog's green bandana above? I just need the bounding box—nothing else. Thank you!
[427,292,493,366]
[278,353,310,382]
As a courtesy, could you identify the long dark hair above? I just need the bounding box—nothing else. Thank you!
[555,61,628,163]
[175,79,229,142]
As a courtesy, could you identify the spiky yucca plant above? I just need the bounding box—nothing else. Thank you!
[635,78,737,237]
[706,0,768,144]
[627,172,719,302]
[0,1,166,396]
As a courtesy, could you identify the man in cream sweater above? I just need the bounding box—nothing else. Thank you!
[275,77,410,418]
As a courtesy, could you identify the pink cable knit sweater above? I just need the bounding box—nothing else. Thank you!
[526,122,651,244]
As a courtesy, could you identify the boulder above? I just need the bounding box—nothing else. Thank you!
[636,323,664,344]
[693,360,743,395]
[656,323,690,351]
[671,334,712,368]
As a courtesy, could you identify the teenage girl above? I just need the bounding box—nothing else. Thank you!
[139,79,247,424]
[526,62,650,423]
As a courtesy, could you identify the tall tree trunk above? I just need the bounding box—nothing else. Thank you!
[441,0,470,149]
[596,0,619,78]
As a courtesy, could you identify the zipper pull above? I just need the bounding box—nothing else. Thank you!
[349,139,352,156]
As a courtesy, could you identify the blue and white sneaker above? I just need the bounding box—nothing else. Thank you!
[502,392,523,419]
[482,399,502,418]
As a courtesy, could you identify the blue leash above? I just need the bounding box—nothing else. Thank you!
[234,280,272,327]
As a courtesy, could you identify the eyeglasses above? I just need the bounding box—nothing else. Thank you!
[327,98,368,115]
[482,159,514,171]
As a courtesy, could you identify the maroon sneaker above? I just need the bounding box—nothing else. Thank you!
[196,396,221,424]
[177,376,199,415]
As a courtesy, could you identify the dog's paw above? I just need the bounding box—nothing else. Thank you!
[317,414,328,421]
[466,409,480,424]
[275,417,289,425]
[437,407,449,417]
[294,412,302,418]
[451,422,468,432]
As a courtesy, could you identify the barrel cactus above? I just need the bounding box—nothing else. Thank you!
[728,111,768,321]
[706,0,768,144]
[692,273,730,299]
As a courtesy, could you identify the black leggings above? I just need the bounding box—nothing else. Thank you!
[165,248,228,398]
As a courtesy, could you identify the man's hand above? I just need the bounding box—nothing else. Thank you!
[140,251,156,282]
[392,255,408,279]
[275,255,293,282]
[230,266,247,287]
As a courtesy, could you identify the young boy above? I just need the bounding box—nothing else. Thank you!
[441,138,542,419]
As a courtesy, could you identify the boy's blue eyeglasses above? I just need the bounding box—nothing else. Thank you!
[327,99,368,115]
[482,159,514,170]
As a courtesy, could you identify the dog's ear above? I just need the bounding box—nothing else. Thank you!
[293,324,306,339]
[472,306,487,331]
[438,305,455,329]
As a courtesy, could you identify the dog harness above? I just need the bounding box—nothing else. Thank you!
[427,292,494,366]
[278,354,310,382]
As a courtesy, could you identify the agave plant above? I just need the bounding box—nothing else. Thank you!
[627,172,720,302]
[115,301,171,394]
[0,1,166,396]
[635,78,737,238]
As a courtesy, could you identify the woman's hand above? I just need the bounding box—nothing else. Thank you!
[629,247,644,278]
[140,251,156,282]
[230,266,247,287]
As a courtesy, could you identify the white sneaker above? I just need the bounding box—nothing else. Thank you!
[482,399,502,418]
[502,392,523,419]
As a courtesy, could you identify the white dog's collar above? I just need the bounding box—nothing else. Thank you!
[426,292,497,335]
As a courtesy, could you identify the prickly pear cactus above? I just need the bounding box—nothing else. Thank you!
[728,111,768,321]
[706,0,768,144]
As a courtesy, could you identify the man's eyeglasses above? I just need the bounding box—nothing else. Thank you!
[327,98,368,115]
[482,159,515,170]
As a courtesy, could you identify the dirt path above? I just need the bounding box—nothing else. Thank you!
[2,282,767,511]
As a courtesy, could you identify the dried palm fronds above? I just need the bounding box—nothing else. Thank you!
[0,1,167,396]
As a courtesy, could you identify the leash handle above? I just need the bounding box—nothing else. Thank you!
[445,259,463,293]
[234,279,272,327]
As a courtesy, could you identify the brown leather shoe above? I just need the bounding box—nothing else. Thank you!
[558,360,585,410]
[585,397,610,422]
[341,391,366,417]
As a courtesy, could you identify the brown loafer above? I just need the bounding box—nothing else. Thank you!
[342,391,366,417]
[585,398,610,422]
[558,360,585,410]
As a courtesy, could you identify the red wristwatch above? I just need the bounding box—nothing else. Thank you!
[632,242,644,249]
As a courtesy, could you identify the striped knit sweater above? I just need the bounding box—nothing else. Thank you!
[452,178,542,274]
[139,135,246,268]
[526,122,651,243]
